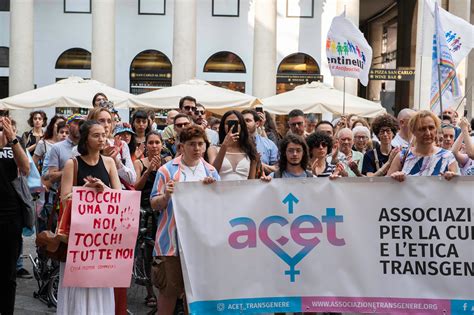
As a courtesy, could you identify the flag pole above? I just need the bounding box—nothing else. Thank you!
[343,77,346,115]
[435,3,443,117]
[437,64,444,117]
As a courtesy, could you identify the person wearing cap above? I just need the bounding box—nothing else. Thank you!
[114,123,138,162]
[46,113,85,185]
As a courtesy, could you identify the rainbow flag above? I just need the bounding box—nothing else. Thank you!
[430,3,461,114]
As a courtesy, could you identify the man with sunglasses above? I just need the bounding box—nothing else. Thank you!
[192,103,219,146]
[287,109,308,138]
[164,114,192,157]
[162,96,197,143]
[0,109,30,314]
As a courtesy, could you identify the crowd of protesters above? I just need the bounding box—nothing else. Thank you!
[0,92,473,315]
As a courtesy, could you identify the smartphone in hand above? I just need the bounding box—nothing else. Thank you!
[227,120,239,133]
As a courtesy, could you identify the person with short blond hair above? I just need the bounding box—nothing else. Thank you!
[388,110,458,181]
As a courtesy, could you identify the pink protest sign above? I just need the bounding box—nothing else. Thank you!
[63,187,141,287]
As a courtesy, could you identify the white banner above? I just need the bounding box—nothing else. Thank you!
[326,13,373,86]
[173,177,473,315]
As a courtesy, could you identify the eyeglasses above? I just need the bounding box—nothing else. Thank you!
[378,128,393,135]
[441,123,455,129]
[99,100,114,109]
[183,106,196,112]
[194,110,205,116]
[286,148,303,154]
[289,122,304,127]
[175,122,190,128]
[315,142,328,148]
[354,136,368,140]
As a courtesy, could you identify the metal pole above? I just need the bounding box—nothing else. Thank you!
[343,77,346,115]
[437,64,444,117]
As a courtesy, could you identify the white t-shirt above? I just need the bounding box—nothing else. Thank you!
[391,133,410,148]
[179,160,207,182]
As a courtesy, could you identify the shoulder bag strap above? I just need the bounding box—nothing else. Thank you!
[373,148,380,171]
[72,157,78,186]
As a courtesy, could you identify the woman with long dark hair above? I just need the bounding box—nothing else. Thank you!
[58,120,121,314]
[22,110,48,154]
[32,115,65,171]
[133,130,170,308]
[131,110,151,160]
[207,110,258,180]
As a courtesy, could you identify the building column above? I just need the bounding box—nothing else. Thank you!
[448,0,471,116]
[334,0,360,97]
[252,0,276,98]
[92,0,115,87]
[9,0,34,132]
[172,0,196,86]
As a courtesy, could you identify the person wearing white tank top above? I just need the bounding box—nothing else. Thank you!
[207,111,258,181]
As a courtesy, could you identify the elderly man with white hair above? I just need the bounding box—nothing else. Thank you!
[392,108,416,148]
[334,127,363,177]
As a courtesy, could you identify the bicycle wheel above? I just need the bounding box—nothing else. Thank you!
[47,266,60,307]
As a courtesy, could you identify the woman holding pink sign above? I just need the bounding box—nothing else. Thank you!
[58,120,121,314]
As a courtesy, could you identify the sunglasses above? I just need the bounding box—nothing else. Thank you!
[315,142,328,148]
[184,106,196,112]
[175,122,190,128]
[289,122,304,127]
[441,123,455,129]
[194,110,205,116]
[0,110,9,117]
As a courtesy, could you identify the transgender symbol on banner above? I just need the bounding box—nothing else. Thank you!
[228,193,345,282]
[326,13,373,86]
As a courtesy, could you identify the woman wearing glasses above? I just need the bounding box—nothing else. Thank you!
[362,114,401,177]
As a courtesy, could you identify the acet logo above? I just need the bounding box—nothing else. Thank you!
[228,193,345,282]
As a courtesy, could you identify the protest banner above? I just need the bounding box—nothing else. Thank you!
[63,187,141,287]
[173,177,473,314]
[326,13,373,86]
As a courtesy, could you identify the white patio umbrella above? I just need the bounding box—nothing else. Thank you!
[261,81,386,118]
[0,77,134,109]
[130,79,261,114]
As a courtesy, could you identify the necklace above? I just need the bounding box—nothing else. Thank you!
[183,160,200,175]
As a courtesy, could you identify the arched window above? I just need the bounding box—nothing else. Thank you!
[0,47,8,68]
[276,53,322,94]
[204,51,246,92]
[203,51,246,73]
[55,48,91,69]
[129,50,172,94]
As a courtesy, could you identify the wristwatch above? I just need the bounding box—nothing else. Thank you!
[7,138,19,146]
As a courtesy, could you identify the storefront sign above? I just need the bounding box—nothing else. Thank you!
[369,68,416,81]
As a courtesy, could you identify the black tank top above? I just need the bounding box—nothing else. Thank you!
[139,159,157,208]
[76,156,111,188]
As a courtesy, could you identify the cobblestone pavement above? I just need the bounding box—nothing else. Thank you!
[15,235,153,315]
